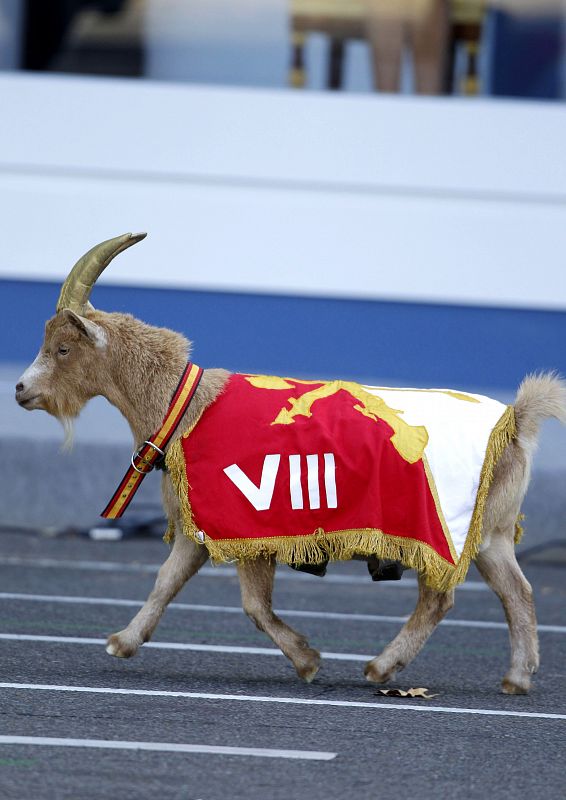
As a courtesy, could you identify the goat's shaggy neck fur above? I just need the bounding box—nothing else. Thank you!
[92,312,229,446]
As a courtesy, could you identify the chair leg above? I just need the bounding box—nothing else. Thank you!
[327,37,345,90]
[290,29,306,88]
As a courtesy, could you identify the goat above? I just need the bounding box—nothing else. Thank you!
[15,232,566,695]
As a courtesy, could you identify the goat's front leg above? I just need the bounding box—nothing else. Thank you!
[106,532,208,658]
[238,556,321,682]
[365,574,454,684]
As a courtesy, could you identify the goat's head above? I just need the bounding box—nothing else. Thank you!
[15,233,146,440]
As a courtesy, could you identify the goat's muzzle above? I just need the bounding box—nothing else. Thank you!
[15,383,43,410]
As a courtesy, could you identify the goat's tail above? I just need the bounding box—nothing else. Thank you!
[514,372,566,451]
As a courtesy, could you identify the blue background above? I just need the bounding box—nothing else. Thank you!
[3,278,566,390]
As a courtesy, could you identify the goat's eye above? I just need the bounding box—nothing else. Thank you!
[58,346,70,356]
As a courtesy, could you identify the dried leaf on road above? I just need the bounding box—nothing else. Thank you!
[374,687,438,699]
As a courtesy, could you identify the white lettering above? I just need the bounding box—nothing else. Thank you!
[289,455,303,509]
[224,453,338,512]
[223,455,281,511]
[324,453,337,509]
[306,454,320,510]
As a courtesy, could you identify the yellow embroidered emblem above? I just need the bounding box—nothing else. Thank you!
[245,375,429,464]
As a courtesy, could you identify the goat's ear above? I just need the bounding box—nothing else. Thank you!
[61,309,107,348]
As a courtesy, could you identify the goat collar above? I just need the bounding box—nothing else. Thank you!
[101,361,203,519]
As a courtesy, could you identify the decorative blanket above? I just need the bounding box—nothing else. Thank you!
[166,373,516,591]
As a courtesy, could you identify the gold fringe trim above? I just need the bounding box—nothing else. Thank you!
[514,512,526,545]
[163,521,175,545]
[432,404,517,591]
[165,404,517,593]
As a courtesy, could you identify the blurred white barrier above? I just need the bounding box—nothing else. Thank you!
[0,73,566,309]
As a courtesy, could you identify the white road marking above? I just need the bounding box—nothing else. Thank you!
[0,556,489,590]
[0,735,335,761]
[1,683,565,722]
[0,556,160,574]
[1,591,564,634]
[0,632,369,661]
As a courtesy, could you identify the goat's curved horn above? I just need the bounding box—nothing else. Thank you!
[56,232,147,314]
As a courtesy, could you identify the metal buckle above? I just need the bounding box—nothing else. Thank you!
[130,440,165,475]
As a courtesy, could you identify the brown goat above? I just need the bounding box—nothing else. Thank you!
[16,233,566,695]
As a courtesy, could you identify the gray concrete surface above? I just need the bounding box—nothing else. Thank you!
[0,436,162,530]
[0,531,565,800]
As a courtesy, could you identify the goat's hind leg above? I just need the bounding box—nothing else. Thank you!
[106,532,208,658]
[238,556,321,682]
[365,574,454,684]
[474,529,538,695]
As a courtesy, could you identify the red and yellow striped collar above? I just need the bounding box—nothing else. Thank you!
[102,362,203,519]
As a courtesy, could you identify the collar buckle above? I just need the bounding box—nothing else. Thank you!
[131,440,166,475]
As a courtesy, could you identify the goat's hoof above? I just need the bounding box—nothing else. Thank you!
[501,677,530,695]
[296,649,321,683]
[364,658,397,685]
[106,631,140,659]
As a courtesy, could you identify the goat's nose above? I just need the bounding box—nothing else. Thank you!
[15,382,24,394]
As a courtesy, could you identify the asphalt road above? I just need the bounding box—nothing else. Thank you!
[0,530,565,800]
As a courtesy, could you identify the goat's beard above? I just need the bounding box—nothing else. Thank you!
[41,395,81,451]
[60,416,75,451]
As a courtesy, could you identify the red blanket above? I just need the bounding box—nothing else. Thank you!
[166,373,515,590]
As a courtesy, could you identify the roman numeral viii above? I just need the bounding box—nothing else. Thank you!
[223,454,338,512]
